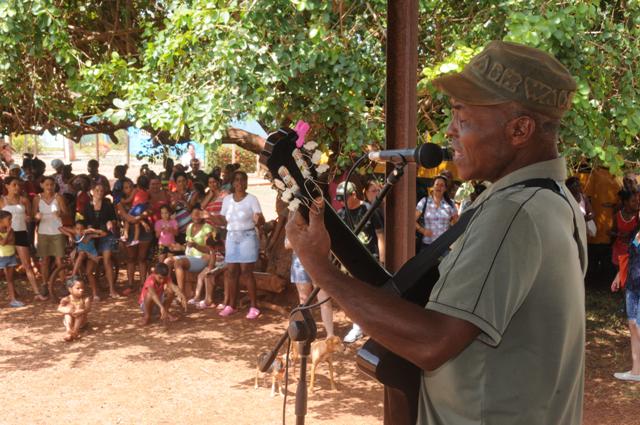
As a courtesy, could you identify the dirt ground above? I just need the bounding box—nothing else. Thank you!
[0,177,638,424]
[0,277,383,425]
[0,281,639,425]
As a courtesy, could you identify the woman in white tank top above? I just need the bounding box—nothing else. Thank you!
[0,176,45,301]
[33,176,69,298]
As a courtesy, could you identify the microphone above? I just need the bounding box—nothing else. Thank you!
[367,143,449,169]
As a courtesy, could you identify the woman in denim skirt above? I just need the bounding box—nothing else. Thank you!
[211,171,264,319]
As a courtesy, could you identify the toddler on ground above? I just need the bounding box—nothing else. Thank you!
[57,277,92,342]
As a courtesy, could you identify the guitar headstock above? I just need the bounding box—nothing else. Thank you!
[259,128,329,213]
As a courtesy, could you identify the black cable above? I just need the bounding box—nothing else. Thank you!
[289,297,331,315]
[282,335,291,425]
[343,153,370,229]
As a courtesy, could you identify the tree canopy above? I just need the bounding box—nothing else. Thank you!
[0,0,638,173]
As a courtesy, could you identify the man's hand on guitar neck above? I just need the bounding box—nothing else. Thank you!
[285,197,481,372]
[286,197,331,260]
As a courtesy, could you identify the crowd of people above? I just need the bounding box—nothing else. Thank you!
[0,135,638,391]
[0,152,273,325]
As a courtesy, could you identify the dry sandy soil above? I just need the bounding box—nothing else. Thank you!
[0,178,638,424]
[0,278,383,425]
[1,282,639,425]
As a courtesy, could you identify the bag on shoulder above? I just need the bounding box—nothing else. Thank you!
[415,197,428,253]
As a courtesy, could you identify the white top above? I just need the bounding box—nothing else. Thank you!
[181,153,197,167]
[38,197,63,235]
[2,198,27,232]
[220,193,262,231]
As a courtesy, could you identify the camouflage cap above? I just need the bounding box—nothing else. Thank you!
[433,41,577,119]
[336,181,356,198]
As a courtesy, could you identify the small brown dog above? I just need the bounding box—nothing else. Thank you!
[255,352,287,397]
[290,335,345,393]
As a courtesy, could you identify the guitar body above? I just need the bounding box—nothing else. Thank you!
[356,262,440,388]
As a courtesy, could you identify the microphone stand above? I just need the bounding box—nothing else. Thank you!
[289,307,317,425]
[260,161,408,424]
[355,161,405,232]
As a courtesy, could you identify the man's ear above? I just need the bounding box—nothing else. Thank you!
[506,116,536,148]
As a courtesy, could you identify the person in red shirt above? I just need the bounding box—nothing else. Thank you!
[611,189,640,268]
[139,262,186,325]
[121,175,151,246]
[74,175,91,221]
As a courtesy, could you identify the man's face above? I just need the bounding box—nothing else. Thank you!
[88,162,98,175]
[191,160,200,171]
[149,178,161,192]
[446,99,515,182]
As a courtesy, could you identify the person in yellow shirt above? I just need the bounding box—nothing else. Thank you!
[0,210,21,307]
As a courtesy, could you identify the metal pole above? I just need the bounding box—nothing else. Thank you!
[383,1,419,424]
[124,130,130,168]
[95,134,100,160]
[385,0,418,270]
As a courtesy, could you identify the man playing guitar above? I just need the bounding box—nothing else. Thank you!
[286,41,586,425]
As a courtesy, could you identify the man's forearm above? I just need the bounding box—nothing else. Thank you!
[300,255,479,371]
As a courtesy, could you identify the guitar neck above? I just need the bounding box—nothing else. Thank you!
[297,198,391,286]
[260,129,390,286]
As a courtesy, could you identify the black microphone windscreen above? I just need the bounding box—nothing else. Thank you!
[417,143,444,168]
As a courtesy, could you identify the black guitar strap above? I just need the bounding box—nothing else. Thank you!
[388,178,585,296]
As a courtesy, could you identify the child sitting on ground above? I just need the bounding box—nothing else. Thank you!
[139,262,187,326]
[121,175,151,246]
[59,220,103,277]
[154,205,178,262]
[0,211,22,307]
[57,277,92,342]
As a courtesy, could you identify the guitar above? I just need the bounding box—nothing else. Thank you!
[259,128,443,407]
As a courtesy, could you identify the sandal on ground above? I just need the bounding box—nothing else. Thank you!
[614,371,640,382]
[218,305,237,317]
[216,303,226,310]
[196,300,216,310]
[9,299,25,308]
[187,298,198,305]
[246,307,261,320]
[35,294,48,302]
